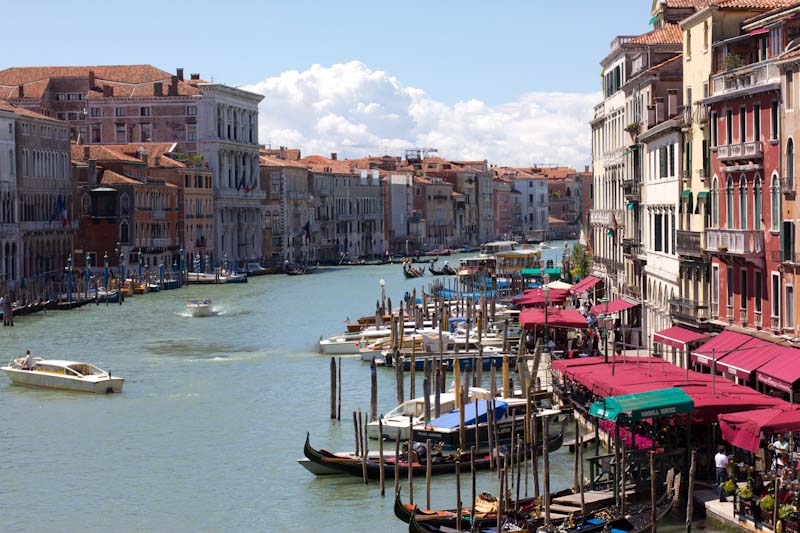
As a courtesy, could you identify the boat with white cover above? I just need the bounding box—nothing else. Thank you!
[2,357,124,393]
[187,298,213,317]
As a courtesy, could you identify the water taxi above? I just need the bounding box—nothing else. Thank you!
[2,358,124,393]
[187,298,213,317]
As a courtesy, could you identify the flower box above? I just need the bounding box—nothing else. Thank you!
[784,516,800,533]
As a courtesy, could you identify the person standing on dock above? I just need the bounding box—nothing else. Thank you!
[770,433,790,474]
[715,445,729,502]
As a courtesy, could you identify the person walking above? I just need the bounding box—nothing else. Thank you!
[715,445,729,502]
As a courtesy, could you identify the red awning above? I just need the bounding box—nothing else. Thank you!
[512,288,570,307]
[519,308,589,329]
[756,345,800,393]
[570,275,602,295]
[719,407,800,453]
[714,338,775,380]
[589,297,638,316]
[690,330,752,367]
[653,326,709,350]
[551,355,787,423]
[749,28,769,36]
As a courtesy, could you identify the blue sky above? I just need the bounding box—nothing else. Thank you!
[4,0,650,104]
[1,1,655,166]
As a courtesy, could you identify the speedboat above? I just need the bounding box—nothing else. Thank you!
[2,357,124,393]
[187,298,213,317]
[245,263,268,276]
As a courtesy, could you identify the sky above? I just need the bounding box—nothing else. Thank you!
[1,0,653,167]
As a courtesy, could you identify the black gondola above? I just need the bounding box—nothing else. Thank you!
[403,264,424,278]
[407,476,676,533]
[301,429,563,479]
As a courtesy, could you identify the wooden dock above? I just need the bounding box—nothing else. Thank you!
[563,433,596,453]
[697,487,771,533]
[552,488,635,513]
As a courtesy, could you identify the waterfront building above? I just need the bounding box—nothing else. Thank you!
[0,65,265,265]
[72,144,179,269]
[4,103,73,288]
[492,176,515,241]
[259,151,312,263]
[493,167,549,242]
[300,154,385,260]
[545,167,583,240]
[412,175,455,250]
[383,171,425,253]
[0,105,18,290]
[705,13,784,334]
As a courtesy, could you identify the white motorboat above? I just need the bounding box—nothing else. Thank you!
[187,298,213,317]
[2,357,124,393]
[366,387,495,441]
[245,262,268,276]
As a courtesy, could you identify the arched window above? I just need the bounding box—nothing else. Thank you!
[739,175,747,229]
[120,193,130,215]
[726,175,734,228]
[81,193,90,216]
[754,175,762,230]
[772,174,781,231]
[711,176,719,226]
[788,138,795,186]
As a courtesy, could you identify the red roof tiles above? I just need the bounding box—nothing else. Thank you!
[0,100,64,122]
[628,24,683,45]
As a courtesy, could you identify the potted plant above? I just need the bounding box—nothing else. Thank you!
[717,245,728,252]
[737,486,755,519]
[722,478,736,496]
[760,495,776,528]
[780,504,799,533]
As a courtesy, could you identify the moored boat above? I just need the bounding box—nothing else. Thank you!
[2,357,124,393]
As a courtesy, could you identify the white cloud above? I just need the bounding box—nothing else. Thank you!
[244,61,598,168]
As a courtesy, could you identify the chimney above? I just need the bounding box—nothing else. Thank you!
[667,89,678,119]
[169,76,179,96]
[655,97,665,123]
[102,84,113,97]
[585,165,590,173]
[84,146,90,159]
[89,70,96,89]
[190,73,200,80]
[331,152,337,161]
[17,84,23,98]
[176,68,184,81]
[154,82,163,96]
[88,160,97,187]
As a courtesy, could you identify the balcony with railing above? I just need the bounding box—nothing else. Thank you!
[590,209,624,227]
[694,102,708,125]
[622,238,643,257]
[705,228,764,256]
[711,61,780,99]
[676,230,705,257]
[739,308,749,327]
[593,102,605,121]
[754,310,762,328]
[679,105,692,127]
[717,141,763,161]
[670,297,709,323]
[770,249,800,264]
[782,176,795,196]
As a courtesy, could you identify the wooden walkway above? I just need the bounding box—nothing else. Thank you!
[697,487,770,533]
[563,434,596,453]
[552,488,635,512]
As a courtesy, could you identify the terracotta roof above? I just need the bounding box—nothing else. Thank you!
[640,54,683,76]
[70,144,144,164]
[100,169,141,186]
[0,65,202,101]
[549,216,568,224]
[116,143,184,168]
[413,176,432,185]
[0,100,64,122]
[298,155,355,174]
[628,24,683,45]
[779,49,800,61]
[742,1,800,23]
[663,0,708,7]
[713,0,796,9]
[259,154,308,169]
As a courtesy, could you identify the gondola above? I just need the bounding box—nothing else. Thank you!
[428,264,456,276]
[407,472,676,533]
[300,429,563,479]
[403,265,424,278]
[394,487,575,529]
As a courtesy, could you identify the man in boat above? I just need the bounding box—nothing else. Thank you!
[21,350,33,370]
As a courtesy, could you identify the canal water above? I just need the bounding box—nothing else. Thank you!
[0,242,722,532]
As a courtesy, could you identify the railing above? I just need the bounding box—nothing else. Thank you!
[711,302,719,319]
[593,102,605,120]
[717,141,763,161]
[676,230,705,256]
[754,310,763,328]
[694,102,708,125]
[770,249,800,264]
[669,298,709,323]
[152,211,166,220]
[740,308,749,326]
[136,238,170,249]
[697,167,709,179]
[711,62,780,98]
[622,238,643,256]
[681,169,691,180]
[679,105,692,127]
[590,209,624,227]
[610,35,637,49]
[706,228,764,255]
[771,315,781,332]
[621,283,641,299]
[727,305,734,323]
[782,176,795,195]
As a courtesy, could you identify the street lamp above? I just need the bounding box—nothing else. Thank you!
[379,278,386,314]
[85,251,91,298]
[103,251,109,293]
[65,254,73,307]
[138,248,143,282]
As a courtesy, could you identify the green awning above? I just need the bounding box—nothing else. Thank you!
[696,191,709,200]
[626,201,635,210]
[696,191,709,215]
[622,145,638,156]
[545,268,562,277]
[649,14,659,26]
[521,268,541,277]
[680,190,693,214]
[680,190,692,198]
[588,388,695,423]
